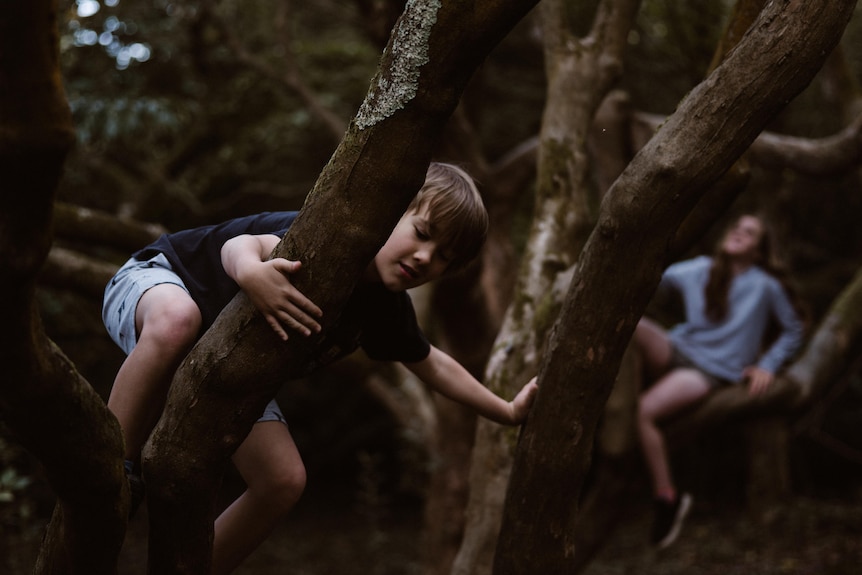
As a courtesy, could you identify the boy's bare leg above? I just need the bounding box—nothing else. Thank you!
[212,421,306,575]
[107,283,202,459]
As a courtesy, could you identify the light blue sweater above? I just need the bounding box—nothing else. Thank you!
[661,256,804,383]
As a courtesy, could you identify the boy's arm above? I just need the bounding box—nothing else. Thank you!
[404,345,537,425]
[221,233,322,341]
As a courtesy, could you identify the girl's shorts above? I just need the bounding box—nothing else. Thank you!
[102,253,286,425]
[669,346,730,389]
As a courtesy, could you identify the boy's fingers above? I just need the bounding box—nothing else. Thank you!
[272,258,302,275]
[277,304,320,335]
[266,317,289,341]
[290,294,322,318]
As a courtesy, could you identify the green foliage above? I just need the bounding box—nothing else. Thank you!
[58,0,379,227]
[69,96,187,146]
[0,432,36,526]
[0,468,32,504]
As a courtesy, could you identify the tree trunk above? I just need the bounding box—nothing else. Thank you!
[418,96,548,575]
[0,2,129,574]
[140,2,542,573]
[452,1,641,573]
[495,2,858,573]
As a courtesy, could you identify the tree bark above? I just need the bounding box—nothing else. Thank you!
[494,2,858,573]
[452,1,641,573]
[140,2,542,573]
[0,2,129,574]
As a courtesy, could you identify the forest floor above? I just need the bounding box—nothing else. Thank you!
[257,492,862,575]
[7,483,858,575]
[126,487,862,575]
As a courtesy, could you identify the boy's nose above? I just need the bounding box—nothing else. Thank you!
[414,244,435,264]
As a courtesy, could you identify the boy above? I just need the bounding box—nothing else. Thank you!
[103,162,538,575]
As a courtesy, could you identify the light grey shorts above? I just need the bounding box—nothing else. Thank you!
[102,253,285,424]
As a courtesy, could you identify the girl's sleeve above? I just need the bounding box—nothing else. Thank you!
[757,279,804,374]
[657,257,697,294]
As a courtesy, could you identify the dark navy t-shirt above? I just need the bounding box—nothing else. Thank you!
[133,212,430,372]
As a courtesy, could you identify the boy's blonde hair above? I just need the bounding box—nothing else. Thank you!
[408,162,488,271]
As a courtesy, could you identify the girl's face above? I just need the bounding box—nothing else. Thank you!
[720,215,764,262]
[366,205,452,291]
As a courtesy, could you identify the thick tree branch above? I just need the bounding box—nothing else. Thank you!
[41,247,119,299]
[634,109,862,177]
[453,0,643,573]
[1,2,128,574]
[53,202,166,253]
[141,2,542,573]
[747,112,862,175]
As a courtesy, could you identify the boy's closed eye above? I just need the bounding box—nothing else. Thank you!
[414,225,431,241]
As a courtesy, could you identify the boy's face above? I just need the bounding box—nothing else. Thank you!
[367,205,453,291]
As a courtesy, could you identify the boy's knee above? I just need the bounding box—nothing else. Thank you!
[268,463,307,511]
[141,299,202,354]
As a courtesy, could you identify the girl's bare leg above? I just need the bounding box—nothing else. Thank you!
[637,368,711,498]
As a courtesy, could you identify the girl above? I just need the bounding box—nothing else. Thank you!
[633,214,804,549]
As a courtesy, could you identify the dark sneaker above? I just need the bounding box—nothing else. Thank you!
[650,492,692,549]
[127,472,145,519]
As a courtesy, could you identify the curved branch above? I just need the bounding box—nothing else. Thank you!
[634,109,862,176]
[53,202,166,252]
[41,247,119,299]
[747,112,862,175]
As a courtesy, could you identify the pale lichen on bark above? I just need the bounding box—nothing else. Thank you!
[354,0,441,130]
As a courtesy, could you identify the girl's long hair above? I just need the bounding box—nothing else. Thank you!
[704,214,807,325]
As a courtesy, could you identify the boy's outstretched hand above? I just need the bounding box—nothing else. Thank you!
[508,376,538,425]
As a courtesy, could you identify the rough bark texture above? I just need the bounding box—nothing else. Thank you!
[0,1,129,574]
[451,2,641,574]
[140,2,541,573]
[494,1,858,574]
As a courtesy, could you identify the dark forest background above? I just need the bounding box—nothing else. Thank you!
[2,1,862,573]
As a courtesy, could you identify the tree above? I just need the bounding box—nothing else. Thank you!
[452,1,641,573]
[5,0,862,573]
[138,1,543,573]
[493,1,857,573]
[0,2,128,574]
[3,0,545,572]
